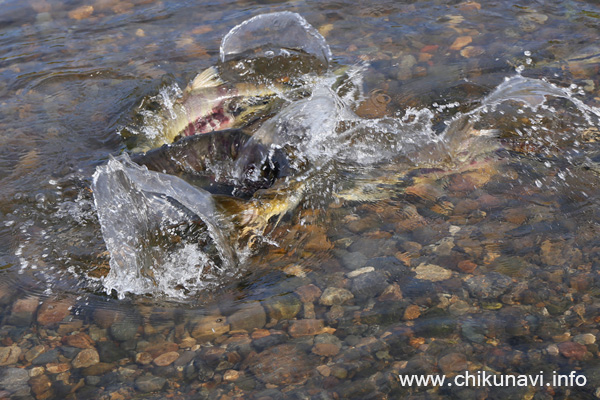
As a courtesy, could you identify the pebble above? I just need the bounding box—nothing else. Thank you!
[351,271,388,298]
[72,348,100,368]
[317,365,331,377]
[265,294,302,320]
[248,344,312,385]
[414,263,452,282]
[0,345,21,366]
[337,250,368,270]
[110,321,138,341]
[465,273,512,300]
[289,319,327,337]
[68,5,94,20]
[0,367,29,392]
[37,298,73,326]
[457,260,477,274]
[135,374,167,393]
[558,341,587,360]
[546,344,560,356]
[63,332,94,349]
[29,374,52,399]
[295,284,322,303]
[223,370,240,381]
[46,363,70,374]
[347,266,374,278]
[135,352,153,365]
[228,302,267,332]
[32,348,59,365]
[438,353,468,374]
[403,305,421,320]
[449,36,472,50]
[378,283,403,301]
[191,315,229,342]
[319,287,354,306]
[574,333,596,345]
[153,351,179,367]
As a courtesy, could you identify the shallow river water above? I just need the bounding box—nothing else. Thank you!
[3,0,600,399]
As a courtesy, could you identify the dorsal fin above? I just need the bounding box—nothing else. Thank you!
[188,67,224,91]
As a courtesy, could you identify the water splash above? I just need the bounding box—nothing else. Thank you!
[92,154,237,299]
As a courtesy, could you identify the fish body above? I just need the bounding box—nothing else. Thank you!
[128,67,292,152]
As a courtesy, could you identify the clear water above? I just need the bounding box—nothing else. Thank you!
[2,1,600,399]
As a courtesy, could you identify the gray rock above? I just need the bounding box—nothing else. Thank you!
[336,250,368,270]
[97,340,127,363]
[31,348,59,365]
[0,367,29,393]
[228,302,266,332]
[465,272,513,300]
[351,271,389,298]
[315,333,342,347]
[320,287,354,306]
[110,321,138,342]
[135,374,166,393]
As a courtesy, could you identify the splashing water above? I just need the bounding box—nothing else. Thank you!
[92,154,237,299]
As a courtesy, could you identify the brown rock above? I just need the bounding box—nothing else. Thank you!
[72,348,100,368]
[319,287,354,306]
[248,344,312,385]
[68,5,94,20]
[143,342,179,358]
[438,353,468,374]
[25,345,45,362]
[30,374,53,399]
[228,302,266,332]
[450,36,473,50]
[378,283,403,301]
[81,362,115,376]
[457,260,477,274]
[57,320,84,336]
[37,298,73,326]
[289,319,327,338]
[135,352,153,365]
[12,296,39,313]
[460,46,485,58]
[223,370,240,381]
[558,341,587,361]
[0,345,21,366]
[46,363,70,374]
[63,332,94,349]
[153,351,179,367]
[191,315,229,342]
[317,365,331,377]
[403,305,421,320]
[312,343,340,357]
[295,284,322,303]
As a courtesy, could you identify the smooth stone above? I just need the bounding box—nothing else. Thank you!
[347,267,374,278]
[191,314,230,342]
[62,332,94,349]
[110,321,138,341]
[153,351,180,367]
[97,340,127,363]
[337,250,368,270]
[248,344,312,385]
[0,345,22,366]
[37,298,73,326]
[574,333,596,345]
[465,272,512,300]
[264,294,302,321]
[558,341,587,360]
[289,319,327,338]
[72,348,100,368]
[319,287,354,306]
[29,374,52,398]
[135,374,167,393]
[350,271,388,298]
[0,367,29,392]
[414,263,452,282]
[295,284,322,303]
[32,348,59,365]
[438,353,467,374]
[228,302,267,332]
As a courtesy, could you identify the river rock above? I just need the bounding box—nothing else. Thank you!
[63,332,94,349]
[9,296,39,326]
[414,263,452,282]
[29,374,52,399]
[265,294,302,320]
[312,333,342,357]
[248,344,312,385]
[0,345,21,366]
[574,333,596,345]
[191,315,229,342]
[295,284,322,303]
[37,298,73,326]
[289,319,329,338]
[438,353,467,374]
[135,374,166,393]
[153,351,179,367]
[319,287,354,306]
[337,250,368,270]
[0,367,30,393]
[228,302,266,332]
[32,349,59,365]
[558,341,587,361]
[72,348,100,368]
[465,273,512,300]
[351,271,388,298]
[110,321,138,341]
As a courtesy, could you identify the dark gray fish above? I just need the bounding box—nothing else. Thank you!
[131,129,289,198]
